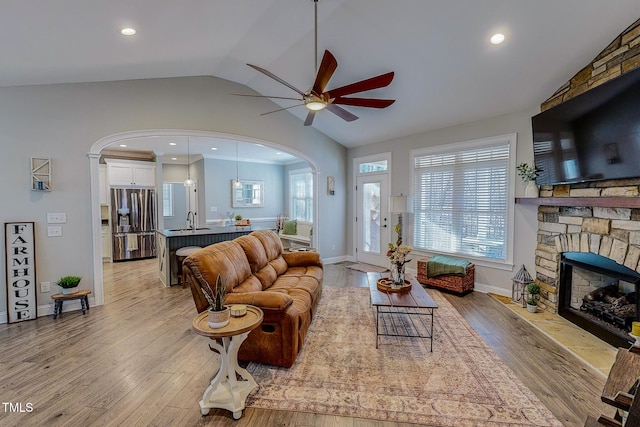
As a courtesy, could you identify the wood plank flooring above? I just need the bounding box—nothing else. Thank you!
[0,259,611,426]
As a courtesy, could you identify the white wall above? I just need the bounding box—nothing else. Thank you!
[0,76,347,317]
[347,108,541,295]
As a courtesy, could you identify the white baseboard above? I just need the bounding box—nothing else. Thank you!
[322,255,351,264]
[473,282,511,297]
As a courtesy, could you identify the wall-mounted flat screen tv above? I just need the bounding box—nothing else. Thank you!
[531,66,640,186]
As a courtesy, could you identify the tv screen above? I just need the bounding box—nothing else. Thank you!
[532,66,640,186]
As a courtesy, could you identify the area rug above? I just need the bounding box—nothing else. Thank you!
[345,262,389,273]
[246,287,562,426]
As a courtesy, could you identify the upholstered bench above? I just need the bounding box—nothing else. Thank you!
[417,256,474,296]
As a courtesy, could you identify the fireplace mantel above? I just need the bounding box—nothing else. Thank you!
[516,197,640,208]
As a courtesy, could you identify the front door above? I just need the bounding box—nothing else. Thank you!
[356,174,389,266]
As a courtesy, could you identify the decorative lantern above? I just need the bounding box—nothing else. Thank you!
[512,264,534,308]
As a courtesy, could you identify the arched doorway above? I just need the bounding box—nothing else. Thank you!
[88,129,320,305]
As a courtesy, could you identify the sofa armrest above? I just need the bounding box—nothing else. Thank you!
[226,291,294,311]
[282,251,323,268]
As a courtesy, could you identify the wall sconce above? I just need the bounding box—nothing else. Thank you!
[327,176,335,195]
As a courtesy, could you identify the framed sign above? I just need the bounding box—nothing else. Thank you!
[5,222,37,323]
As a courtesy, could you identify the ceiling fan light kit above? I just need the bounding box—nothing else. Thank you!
[240,0,395,126]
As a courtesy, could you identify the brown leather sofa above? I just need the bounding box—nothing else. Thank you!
[182,229,323,368]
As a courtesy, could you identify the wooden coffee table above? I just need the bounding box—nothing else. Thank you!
[368,273,438,350]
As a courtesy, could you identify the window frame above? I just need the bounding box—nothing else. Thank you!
[410,133,516,269]
[288,168,313,222]
[162,183,174,218]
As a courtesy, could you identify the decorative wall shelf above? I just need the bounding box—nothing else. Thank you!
[515,197,640,208]
[30,157,51,191]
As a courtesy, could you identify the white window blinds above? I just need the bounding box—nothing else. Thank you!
[413,140,511,260]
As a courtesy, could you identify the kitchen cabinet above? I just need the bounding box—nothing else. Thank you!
[106,160,156,187]
[101,225,111,261]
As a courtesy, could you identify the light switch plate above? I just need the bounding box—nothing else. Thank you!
[41,281,50,292]
[47,225,63,237]
[47,213,67,224]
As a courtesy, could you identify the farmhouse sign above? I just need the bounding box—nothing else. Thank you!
[5,222,37,323]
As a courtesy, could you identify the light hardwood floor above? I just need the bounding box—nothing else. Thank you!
[0,259,610,426]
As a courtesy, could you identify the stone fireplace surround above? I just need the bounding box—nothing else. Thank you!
[532,180,640,315]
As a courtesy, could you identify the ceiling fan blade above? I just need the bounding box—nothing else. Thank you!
[232,93,303,101]
[326,104,358,122]
[247,64,306,96]
[312,50,338,95]
[260,103,305,116]
[333,97,395,108]
[326,71,395,98]
[304,111,316,126]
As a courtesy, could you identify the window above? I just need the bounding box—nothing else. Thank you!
[359,160,388,174]
[289,170,313,222]
[412,134,515,262]
[162,183,173,217]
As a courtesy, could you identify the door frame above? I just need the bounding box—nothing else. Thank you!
[352,152,392,266]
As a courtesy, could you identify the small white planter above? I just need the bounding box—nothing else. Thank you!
[61,287,79,295]
[524,181,539,198]
[208,307,230,329]
[526,303,537,313]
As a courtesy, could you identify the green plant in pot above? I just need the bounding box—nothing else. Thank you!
[526,282,540,313]
[57,275,81,295]
[202,274,229,329]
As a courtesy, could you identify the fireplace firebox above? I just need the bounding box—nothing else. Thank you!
[558,252,640,348]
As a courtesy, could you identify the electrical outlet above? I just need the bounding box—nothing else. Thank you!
[47,225,63,237]
[41,281,50,292]
[47,213,67,224]
[210,206,217,212]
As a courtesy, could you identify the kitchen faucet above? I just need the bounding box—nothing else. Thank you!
[186,211,195,231]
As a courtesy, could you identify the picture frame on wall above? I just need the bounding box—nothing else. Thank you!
[5,222,38,323]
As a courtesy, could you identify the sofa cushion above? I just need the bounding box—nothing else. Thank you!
[280,266,324,284]
[269,256,288,276]
[183,241,252,293]
[250,229,284,261]
[235,235,269,273]
[271,275,322,308]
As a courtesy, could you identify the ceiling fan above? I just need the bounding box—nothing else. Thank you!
[237,0,395,126]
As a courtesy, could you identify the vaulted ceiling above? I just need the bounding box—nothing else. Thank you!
[1,0,638,148]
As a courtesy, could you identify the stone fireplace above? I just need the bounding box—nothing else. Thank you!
[524,18,640,343]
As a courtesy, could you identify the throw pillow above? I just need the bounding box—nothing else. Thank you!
[282,220,297,235]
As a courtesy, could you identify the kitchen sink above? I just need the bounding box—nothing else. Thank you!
[168,227,210,232]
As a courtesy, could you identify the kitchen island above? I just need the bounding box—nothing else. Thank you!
[156,225,273,287]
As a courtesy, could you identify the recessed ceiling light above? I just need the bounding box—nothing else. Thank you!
[256,144,264,147]
[490,33,505,45]
[276,152,282,155]
[169,142,176,146]
[119,144,127,147]
[120,28,136,36]
[210,147,218,150]
[171,157,177,160]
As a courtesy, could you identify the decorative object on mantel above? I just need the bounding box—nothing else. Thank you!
[57,275,82,295]
[516,162,540,198]
[512,264,533,308]
[526,282,541,313]
[203,274,230,329]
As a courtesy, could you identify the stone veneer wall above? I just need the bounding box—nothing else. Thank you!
[541,18,640,111]
[532,17,640,314]
[535,180,640,313]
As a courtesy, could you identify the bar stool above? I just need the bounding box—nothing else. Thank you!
[176,246,202,288]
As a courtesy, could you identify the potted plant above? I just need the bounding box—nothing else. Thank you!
[526,282,540,313]
[57,275,81,295]
[202,274,230,329]
[516,162,541,198]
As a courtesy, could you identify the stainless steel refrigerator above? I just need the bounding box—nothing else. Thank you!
[111,188,157,261]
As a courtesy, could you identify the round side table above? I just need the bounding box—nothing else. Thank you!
[191,305,263,420]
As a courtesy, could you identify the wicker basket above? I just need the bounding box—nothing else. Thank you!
[417,257,475,295]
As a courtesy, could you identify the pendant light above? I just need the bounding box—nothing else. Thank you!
[184,137,194,187]
[234,141,242,188]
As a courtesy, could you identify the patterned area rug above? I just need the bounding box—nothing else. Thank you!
[246,287,562,426]
[345,262,388,273]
